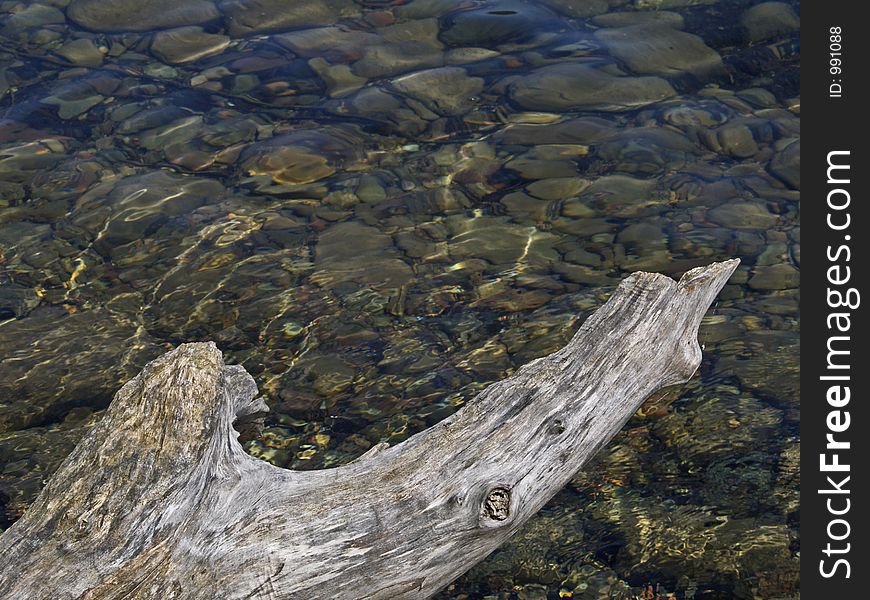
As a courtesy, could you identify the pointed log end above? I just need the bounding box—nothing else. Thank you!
[662,258,740,385]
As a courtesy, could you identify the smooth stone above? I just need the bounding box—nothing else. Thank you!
[748,263,799,291]
[596,127,696,174]
[327,88,428,137]
[71,171,222,246]
[708,200,778,230]
[563,247,603,266]
[239,130,359,185]
[741,2,799,43]
[355,175,388,204]
[67,0,220,32]
[395,0,469,19]
[509,63,675,112]
[579,175,662,218]
[445,47,501,65]
[274,26,378,57]
[352,44,444,79]
[446,217,559,266]
[716,123,759,158]
[218,0,355,36]
[634,0,717,7]
[540,0,609,18]
[616,223,666,247]
[661,102,730,128]
[396,230,437,259]
[151,26,231,64]
[497,117,616,145]
[737,87,778,108]
[1,4,65,34]
[378,17,442,47]
[525,177,590,200]
[439,1,562,47]
[245,147,334,184]
[768,138,799,190]
[309,58,367,97]
[592,10,684,29]
[756,239,789,267]
[314,222,413,289]
[595,25,724,78]
[500,192,551,221]
[390,67,484,115]
[0,141,67,183]
[139,116,204,150]
[117,105,191,134]
[42,94,103,119]
[316,222,391,263]
[560,198,596,219]
[55,38,104,67]
[506,145,588,179]
[552,215,617,237]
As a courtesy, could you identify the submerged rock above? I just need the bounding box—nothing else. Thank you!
[769,138,799,190]
[439,0,563,47]
[239,129,361,185]
[741,1,800,43]
[390,67,484,115]
[55,39,105,67]
[0,284,40,319]
[67,0,221,32]
[218,0,356,36]
[151,26,231,63]
[71,171,223,247]
[1,3,65,35]
[595,24,724,79]
[592,10,684,29]
[508,63,675,112]
[314,221,413,289]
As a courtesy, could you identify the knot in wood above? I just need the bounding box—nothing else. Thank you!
[481,487,511,521]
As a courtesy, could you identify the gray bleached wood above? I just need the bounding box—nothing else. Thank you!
[0,259,739,600]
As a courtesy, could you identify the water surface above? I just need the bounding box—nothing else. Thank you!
[0,0,799,597]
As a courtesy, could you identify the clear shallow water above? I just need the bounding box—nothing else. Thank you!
[0,0,798,597]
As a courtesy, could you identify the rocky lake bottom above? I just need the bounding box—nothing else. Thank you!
[0,0,799,598]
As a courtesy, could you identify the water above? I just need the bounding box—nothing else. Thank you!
[0,0,799,598]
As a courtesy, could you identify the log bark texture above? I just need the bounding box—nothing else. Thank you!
[0,260,738,600]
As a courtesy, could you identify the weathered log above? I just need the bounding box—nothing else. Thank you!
[0,260,738,600]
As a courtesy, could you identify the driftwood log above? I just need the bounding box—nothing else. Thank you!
[0,260,738,599]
